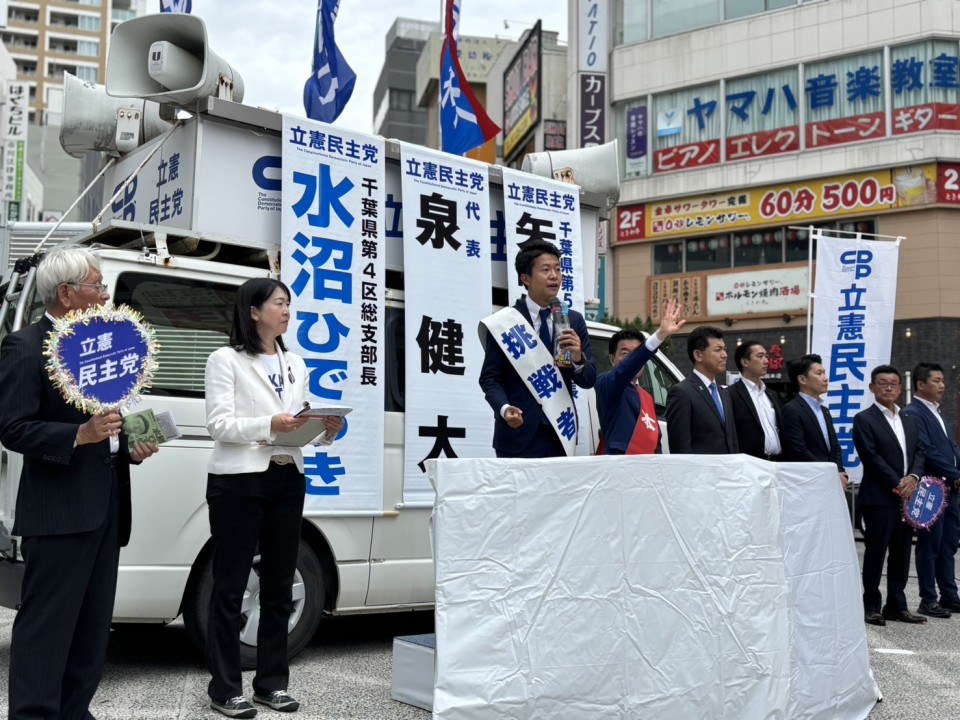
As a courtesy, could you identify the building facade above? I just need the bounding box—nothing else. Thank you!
[374,18,438,146]
[572,0,960,422]
[1,0,145,217]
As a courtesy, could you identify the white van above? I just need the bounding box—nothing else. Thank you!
[0,229,683,666]
[0,96,684,667]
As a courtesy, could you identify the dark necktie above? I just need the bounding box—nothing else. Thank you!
[538,307,552,349]
[710,382,725,421]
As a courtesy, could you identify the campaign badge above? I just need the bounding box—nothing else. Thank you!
[44,305,159,414]
[903,476,949,530]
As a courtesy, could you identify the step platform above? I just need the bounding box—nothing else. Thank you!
[390,633,435,712]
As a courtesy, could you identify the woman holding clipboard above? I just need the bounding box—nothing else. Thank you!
[203,278,343,718]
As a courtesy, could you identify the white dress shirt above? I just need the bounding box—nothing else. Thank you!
[743,377,781,455]
[874,402,909,475]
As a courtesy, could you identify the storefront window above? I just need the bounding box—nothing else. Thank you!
[733,229,784,266]
[725,0,797,21]
[649,219,876,274]
[685,236,730,271]
[890,39,960,111]
[653,241,683,274]
[653,0,719,38]
[618,0,649,44]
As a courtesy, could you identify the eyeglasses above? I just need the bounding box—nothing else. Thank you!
[874,382,901,390]
[68,282,109,293]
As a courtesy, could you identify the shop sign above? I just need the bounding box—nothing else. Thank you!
[707,266,808,316]
[636,164,938,240]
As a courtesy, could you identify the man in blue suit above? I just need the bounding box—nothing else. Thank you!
[595,298,685,455]
[665,326,739,455]
[902,362,960,618]
[479,239,596,458]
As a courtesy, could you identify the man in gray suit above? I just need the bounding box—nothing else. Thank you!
[0,248,159,719]
[665,326,739,454]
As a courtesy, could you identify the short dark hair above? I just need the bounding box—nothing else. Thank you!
[912,362,944,390]
[230,277,291,355]
[686,326,723,363]
[870,364,901,384]
[514,239,561,288]
[608,328,645,357]
[787,353,822,389]
[734,340,764,372]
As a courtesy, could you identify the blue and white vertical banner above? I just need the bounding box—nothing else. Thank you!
[400,143,493,503]
[501,168,592,454]
[281,116,386,512]
[811,231,901,485]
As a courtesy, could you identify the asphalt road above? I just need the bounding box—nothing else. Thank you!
[0,545,955,719]
[0,610,435,719]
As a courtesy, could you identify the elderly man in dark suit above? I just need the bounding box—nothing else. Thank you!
[780,353,849,489]
[854,365,926,627]
[729,340,782,461]
[902,362,960,619]
[665,326,739,454]
[479,239,596,458]
[0,247,159,719]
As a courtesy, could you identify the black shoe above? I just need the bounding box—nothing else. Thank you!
[253,691,300,713]
[210,696,257,718]
[919,602,952,618]
[864,611,886,626]
[940,598,960,613]
[882,607,927,624]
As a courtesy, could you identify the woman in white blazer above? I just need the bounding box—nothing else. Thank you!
[204,278,342,719]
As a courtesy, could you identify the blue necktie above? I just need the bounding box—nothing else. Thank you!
[538,307,552,349]
[710,382,725,421]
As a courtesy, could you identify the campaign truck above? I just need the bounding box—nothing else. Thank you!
[0,15,682,666]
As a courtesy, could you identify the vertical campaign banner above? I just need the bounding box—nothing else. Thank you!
[811,231,900,484]
[281,116,385,512]
[501,168,592,453]
[400,143,494,503]
[3,82,27,222]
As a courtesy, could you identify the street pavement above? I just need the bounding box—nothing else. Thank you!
[0,544,956,718]
[0,610,434,719]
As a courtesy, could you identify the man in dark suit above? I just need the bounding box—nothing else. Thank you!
[595,298,685,455]
[901,362,960,619]
[0,248,159,719]
[479,239,596,458]
[665,326,739,454]
[854,365,926,626]
[780,353,849,489]
[729,341,782,461]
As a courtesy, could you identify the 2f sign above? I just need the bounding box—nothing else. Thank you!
[617,204,645,242]
[840,249,872,279]
[578,0,608,73]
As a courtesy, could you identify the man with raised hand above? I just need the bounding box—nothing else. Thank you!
[595,298,685,455]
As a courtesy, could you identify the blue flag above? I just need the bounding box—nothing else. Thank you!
[440,0,500,156]
[303,0,356,124]
[158,0,191,12]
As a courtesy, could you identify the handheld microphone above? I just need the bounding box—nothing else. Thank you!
[547,296,572,367]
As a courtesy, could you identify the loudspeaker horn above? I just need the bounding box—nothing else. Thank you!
[60,73,173,158]
[521,140,621,206]
[106,14,244,107]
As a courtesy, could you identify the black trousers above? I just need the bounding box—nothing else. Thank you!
[9,469,120,720]
[861,504,913,613]
[206,463,305,701]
